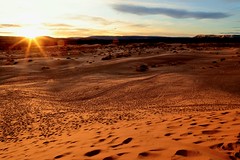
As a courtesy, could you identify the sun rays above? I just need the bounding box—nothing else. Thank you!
[7,25,52,58]
[10,37,47,59]
[32,38,47,57]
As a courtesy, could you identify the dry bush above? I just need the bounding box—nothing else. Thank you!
[136,64,149,72]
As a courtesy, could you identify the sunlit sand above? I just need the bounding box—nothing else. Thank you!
[0,41,240,160]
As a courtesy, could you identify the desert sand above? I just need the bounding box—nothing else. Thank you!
[0,43,240,160]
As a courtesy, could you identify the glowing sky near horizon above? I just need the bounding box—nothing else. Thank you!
[0,0,239,37]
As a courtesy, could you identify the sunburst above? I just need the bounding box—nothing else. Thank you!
[10,26,50,58]
[17,26,47,39]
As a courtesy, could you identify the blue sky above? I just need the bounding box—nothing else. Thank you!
[0,0,239,37]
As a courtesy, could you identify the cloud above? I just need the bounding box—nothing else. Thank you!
[224,0,240,2]
[0,31,13,34]
[222,32,240,35]
[89,17,113,25]
[43,23,73,27]
[62,15,149,28]
[128,24,149,28]
[67,15,113,26]
[0,24,21,28]
[53,28,119,37]
[232,26,240,29]
[113,4,231,19]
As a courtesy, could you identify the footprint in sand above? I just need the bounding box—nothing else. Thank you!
[54,152,71,159]
[103,156,115,160]
[107,134,113,138]
[190,122,197,126]
[149,148,165,152]
[202,130,220,135]
[111,137,133,148]
[232,122,240,126]
[131,145,140,148]
[209,142,224,149]
[174,149,200,157]
[172,117,182,121]
[138,149,166,158]
[98,138,106,142]
[210,141,240,159]
[221,112,230,115]
[84,149,101,157]
[138,152,149,157]
[145,121,152,125]
[199,124,210,127]
[222,143,237,151]
[117,152,129,156]
[219,121,227,124]
[180,132,193,136]
[66,145,75,149]
[122,138,133,144]
[172,138,182,141]
[165,133,174,137]
[193,140,205,144]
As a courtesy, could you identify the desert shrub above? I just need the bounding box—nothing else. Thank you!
[136,64,149,72]
[41,66,50,70]
[220,58,226,62]
[212,61,217,64]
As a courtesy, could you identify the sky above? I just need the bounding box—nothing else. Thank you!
[0,0,239,37]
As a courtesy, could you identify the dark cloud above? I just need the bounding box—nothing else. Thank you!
[113,4,231,19]
[0,24,21,28]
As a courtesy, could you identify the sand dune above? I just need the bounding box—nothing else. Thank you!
[0,43,240,160]
[1,110,239,160]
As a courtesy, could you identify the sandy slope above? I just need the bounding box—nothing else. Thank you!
[0,43,240,160]
[1,110,240,160]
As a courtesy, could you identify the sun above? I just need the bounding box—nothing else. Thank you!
[24,31,40,39]
[16,26,49,39]
[10,26,50,58]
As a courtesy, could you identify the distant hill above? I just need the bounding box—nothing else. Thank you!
[195,35,240,38]
[89,36,169,40]
[0,35,239,50]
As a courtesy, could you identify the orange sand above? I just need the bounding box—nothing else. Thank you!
[0,43,240,160]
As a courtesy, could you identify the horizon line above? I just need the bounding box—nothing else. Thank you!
[0,34,240,39]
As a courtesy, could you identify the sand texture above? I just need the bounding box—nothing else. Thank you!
[0,43,240,160]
